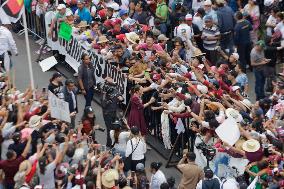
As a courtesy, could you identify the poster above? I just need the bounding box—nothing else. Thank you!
[39,56,58,72]
[215,117,240,146]
[48,91,71,123]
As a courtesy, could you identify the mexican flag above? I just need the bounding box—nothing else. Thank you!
[0,0,31,23]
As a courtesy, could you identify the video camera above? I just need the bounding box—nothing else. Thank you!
[96,80,122,106]
[195,142,216,161]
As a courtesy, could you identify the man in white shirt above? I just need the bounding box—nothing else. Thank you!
[203,0,218,24]
[174,16,193,41]
[193,8,205,31]
[0,20,18,71]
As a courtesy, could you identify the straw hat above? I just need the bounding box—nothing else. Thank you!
[192,48,206,57]
[97,35,109,44]
[77,21,89,28]
[28,115,42,128]
[102,169,119,188]
[240,99,252,110]
[242,139,260,152]
[125,32,140,44]
[234,138,246,151]
[225,108,243,123]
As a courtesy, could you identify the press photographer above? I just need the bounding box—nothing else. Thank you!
[97,77,124,148]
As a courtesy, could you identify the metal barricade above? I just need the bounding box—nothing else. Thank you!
[21,10,46,39]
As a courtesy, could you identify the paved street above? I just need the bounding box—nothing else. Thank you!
[12,34,182,183]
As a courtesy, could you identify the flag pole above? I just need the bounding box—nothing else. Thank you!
[22,10,35,97]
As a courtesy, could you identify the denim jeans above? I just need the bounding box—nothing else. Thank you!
[159,23,167,35]
[84,87,94,107]
[254,69,266,100]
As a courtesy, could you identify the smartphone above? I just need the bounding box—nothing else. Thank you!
[144,71,150,78]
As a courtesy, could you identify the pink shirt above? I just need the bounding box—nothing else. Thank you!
[138,43,164,52]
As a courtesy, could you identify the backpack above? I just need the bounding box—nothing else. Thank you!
[202,178,220,189]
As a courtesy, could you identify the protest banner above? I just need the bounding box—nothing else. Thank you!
[215,117,240,146]
[44,11,127,104]
[48,91,71,123]
[59,22,72,41]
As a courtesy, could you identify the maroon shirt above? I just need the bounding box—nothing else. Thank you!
[0,155,25,184]
[245,148,264,162]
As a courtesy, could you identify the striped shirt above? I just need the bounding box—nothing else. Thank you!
[202,25,220,51]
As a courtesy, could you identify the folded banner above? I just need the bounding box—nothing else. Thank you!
[45,11,127,104]
[0,0,24,23]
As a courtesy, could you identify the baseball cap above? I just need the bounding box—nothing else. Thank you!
[204,0,212,5]
[57,4,66,10]
[158,34,169,41]
[185,14,193,20]
[119,9,128,17]
[204,15,213,21]
[136,163,145,171]
[256,40,265,47]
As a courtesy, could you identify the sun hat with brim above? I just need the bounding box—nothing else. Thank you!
[225,108,243,123]
[158,34,169,41]
[242,139,260,152]
[102,169,119,188]
[97,35,109,44]
[240,99,252,110]
[192,48,206,57]
[55,163,69,179]
[234,138,246,151]
[29,115,42,128]
[77,21,89,28]
[197,85,208,94]
[125,32,140,44]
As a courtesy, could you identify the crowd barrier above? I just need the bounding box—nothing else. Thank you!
[21,10,195,160]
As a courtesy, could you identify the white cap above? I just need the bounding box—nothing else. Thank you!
[57,4,66,10]
[231,52,239,60]
[66,10,73,16]
[185,14,193,20]
[204,0,212,5]
[107,2,120,11]
[232,86,240,91]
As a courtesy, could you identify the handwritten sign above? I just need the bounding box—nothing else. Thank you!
[58,22,72,41]
[48,91,71,123]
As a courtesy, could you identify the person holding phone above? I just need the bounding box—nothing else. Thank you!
[250,40,271,100]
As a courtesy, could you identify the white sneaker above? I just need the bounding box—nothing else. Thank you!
[73,73,78,77]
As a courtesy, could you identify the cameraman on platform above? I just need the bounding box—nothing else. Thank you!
[101,77,124,148]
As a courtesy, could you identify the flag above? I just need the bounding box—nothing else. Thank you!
[0,0,24,23]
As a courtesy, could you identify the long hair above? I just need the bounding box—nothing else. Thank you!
[130,85,141,95]
[114,127,121,144]
[38,156,47,175]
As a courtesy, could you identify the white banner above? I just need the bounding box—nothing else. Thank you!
[45,12,127,104]
[48,91,71,123]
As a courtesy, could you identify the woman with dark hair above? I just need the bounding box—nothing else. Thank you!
[37,140,69,189]
[150,162,166,189]
[48,72,64,99]
[81,106,100,136]
[110,120,131,157]
[127,85,155,136]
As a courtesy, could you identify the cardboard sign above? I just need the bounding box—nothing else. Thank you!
[59,22,72,41]
[39,56,58,72]
[48,91,71,123]
[215,117,240,146]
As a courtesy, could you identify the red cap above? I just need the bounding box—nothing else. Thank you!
[176,93,187,100]
[116,34,126,41]
[98,9,106,18]
[152,74,161,81]
[103,19,113,28]
[141,25,150,32]
[111,19,122,27]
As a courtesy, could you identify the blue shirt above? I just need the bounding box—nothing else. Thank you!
[234,19,252,45]
[76,7,92,23]
[216,6,235,33]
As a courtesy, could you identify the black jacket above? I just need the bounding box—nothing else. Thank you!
[63,86,78,113]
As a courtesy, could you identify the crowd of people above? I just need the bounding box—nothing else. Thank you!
[0,0,284,188]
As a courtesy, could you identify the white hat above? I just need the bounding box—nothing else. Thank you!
[216,0,225,4]
[204,0,212,5]
[240,99,252,110]
[107,2,120,11]
[197,85,208,94]
[197,64,205,69]
[264,0,274,6]
[66,10,73,16]
[125,32,140,44]
[232,86,240,91]
[102,169,119,188]
[28,115,42,128]
[231,53,239,60]
[158,34,169,41]
[225,108,243,122]
[242,139,260,152]
[57,4,66,10]
[185,14,193,20]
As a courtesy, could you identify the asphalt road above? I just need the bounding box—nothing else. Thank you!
[12,33,182,184]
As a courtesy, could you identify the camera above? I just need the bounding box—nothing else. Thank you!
[97,81,122,107]
[195,142,216,161]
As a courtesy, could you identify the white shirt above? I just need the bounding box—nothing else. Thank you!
[174,23,193,41]
[110,130,131,152]
[266,15,277,36]
[0,26,18,55]
[1,139,14,160]
[125,137,146,160]
[150,170,167,189]
[193,15,203,31]
[192,0,204,13]
[275,22,284,39]
[167,98,186,113]
[35,2,48,16]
